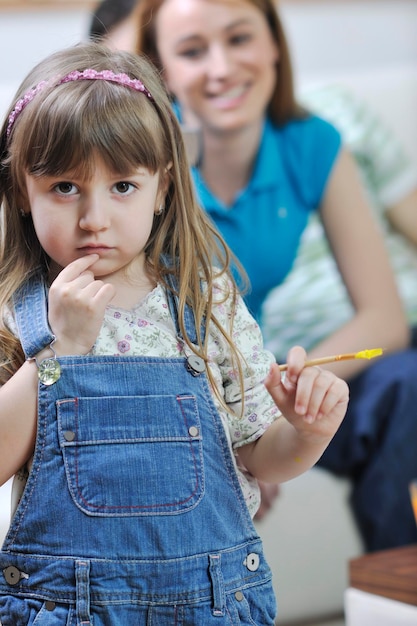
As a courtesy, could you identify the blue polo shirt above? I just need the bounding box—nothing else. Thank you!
[190,116,341,320]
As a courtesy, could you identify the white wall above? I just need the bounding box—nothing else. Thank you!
[0,8,91,85]
[279,0,417,83]
[0,0,416,90]
[0,6,93,119]
[279,0,417,165]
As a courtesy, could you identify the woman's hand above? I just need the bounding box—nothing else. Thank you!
[47,255,115,355]
[265,346,349,442]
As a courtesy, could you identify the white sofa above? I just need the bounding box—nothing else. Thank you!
[0,55,416,626]
[255,469,363,624]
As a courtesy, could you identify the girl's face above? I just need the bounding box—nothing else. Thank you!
[25,156,164,284]
[155,0,279,133]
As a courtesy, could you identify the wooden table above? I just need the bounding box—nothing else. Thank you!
[349,543,417,606]
[345,544,417,626]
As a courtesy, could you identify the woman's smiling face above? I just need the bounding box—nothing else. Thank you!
[155,0,279,133]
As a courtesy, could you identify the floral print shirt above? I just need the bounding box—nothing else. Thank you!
[6,279,279,517]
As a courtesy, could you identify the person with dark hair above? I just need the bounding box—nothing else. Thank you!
[89,0,138,50]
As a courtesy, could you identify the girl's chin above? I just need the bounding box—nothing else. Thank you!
[48,262,64,282]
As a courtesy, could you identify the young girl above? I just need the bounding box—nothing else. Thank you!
[0,42,348,624]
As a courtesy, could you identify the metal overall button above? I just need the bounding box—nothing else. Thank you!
[244,553,260,572]
[38,357,61,385]
[45,601,56,611]
[188,426,199,437]
[64,430,75,442]
[186,354,206,376]
[3,565,28,586]
[34,338,61,386]
[235,591,244,601]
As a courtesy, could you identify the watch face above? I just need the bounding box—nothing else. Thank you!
[38,357,61,386]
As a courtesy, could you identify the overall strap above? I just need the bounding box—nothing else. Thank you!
[12,270,55,359]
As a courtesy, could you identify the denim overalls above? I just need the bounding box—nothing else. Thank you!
[0,271,276,625]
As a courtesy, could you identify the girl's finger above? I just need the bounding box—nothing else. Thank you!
[315,379,349,420]
[53,254,100,283]
[283,345,307,389]
[295,367,330,421]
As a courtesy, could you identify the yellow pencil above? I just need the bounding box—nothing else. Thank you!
[278,348,384,372]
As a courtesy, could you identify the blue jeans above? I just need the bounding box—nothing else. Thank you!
[318,348,417,551]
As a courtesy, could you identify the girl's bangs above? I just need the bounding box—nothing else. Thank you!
[19,81,165,179]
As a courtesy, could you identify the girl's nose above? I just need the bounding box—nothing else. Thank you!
[79,195,110,231]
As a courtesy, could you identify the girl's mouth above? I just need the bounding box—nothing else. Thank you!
[78,245,112,254]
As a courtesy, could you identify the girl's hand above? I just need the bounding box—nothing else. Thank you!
[47,255,115,355]
[265,346,349,442]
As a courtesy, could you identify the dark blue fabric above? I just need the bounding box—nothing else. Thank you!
[317,349,417,551]
[411,325,417,348]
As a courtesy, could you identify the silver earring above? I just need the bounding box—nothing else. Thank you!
[155,204,164,216]
[19,208,26,217]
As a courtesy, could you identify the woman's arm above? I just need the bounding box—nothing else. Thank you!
[306,149,409,379]
[386,187,417,247]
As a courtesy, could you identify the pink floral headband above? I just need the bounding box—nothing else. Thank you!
[6,69,153,139]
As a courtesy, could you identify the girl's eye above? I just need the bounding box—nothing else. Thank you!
[54,182,78,196]
[113,181,136,195]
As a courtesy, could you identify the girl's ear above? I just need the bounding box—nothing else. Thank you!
[16,185,31,215]
[19,202,31,216]
[161,162,173,197]
[154,163,172,215]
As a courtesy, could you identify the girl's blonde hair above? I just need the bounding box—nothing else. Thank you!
[134,0,306,125]
[0,42,246,404]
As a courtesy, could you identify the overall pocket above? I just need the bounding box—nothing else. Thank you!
[0,596,72,625]
[57,394,203,516]
[226,581,277,626]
